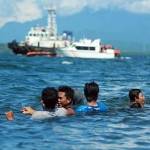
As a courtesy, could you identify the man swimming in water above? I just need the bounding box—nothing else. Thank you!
[22,85,75,119]
[22,87,67,119]
[129,89,145,108]
[76,81,107,113]
[58,85,75,115]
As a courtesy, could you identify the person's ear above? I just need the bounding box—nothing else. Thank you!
[67,98,71,104]
[40,100,43,104]
[41,100,45,107]
[135,97,139,103]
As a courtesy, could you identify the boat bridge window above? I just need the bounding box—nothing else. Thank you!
[75,46,95,51]
[89,47,95,50]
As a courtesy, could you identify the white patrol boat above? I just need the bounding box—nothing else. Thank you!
[8,8,72,57]
[56,39,120,59]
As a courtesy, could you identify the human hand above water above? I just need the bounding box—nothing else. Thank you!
[5,111,14,121]
[21,107,35,115]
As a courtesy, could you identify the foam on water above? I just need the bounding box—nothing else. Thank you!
[61,60,73,65]
[120,56,132,60]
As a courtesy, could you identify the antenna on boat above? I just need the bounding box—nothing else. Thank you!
[47,7,57,38]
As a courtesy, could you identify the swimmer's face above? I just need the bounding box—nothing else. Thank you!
[136,92,145,107]
[58,92,71,107]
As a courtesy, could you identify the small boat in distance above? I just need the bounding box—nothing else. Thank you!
[56,38,121,59]
[8,8,72,57]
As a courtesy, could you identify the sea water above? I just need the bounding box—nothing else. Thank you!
[0,47,150,150]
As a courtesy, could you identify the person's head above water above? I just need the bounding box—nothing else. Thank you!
[58,85,74,107]
[58,85,75,115]
[41,87,58,110]
[129,89,145,108]
[84,81,99,103]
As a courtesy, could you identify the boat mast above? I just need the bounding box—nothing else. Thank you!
[47,8,57,38]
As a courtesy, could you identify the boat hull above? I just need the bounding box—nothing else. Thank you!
[57,48,117,59]
[8,40,56,57]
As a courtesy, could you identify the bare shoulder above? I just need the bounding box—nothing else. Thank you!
[67,108,75,116]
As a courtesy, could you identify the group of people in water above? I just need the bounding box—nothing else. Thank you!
[2,81,145,121]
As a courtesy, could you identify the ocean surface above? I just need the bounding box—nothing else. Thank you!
[0,46,150,150]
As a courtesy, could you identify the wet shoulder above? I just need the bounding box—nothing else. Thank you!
[98,102,108,111]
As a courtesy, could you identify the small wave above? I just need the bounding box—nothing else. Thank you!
[120,56,131,60]
[61,61,73,65]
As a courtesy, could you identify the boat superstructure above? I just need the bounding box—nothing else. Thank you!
[8,8,72,56]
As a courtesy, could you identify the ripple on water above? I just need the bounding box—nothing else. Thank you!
[0,52,150,149]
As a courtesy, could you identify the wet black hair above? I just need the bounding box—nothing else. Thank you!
[129,89,142,102]
[41,87,58,110]
[58,86,74,102]
[84,81,99,102]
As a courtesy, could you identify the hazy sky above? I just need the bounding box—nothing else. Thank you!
[1,0,150,28]
[0,0,150,46]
